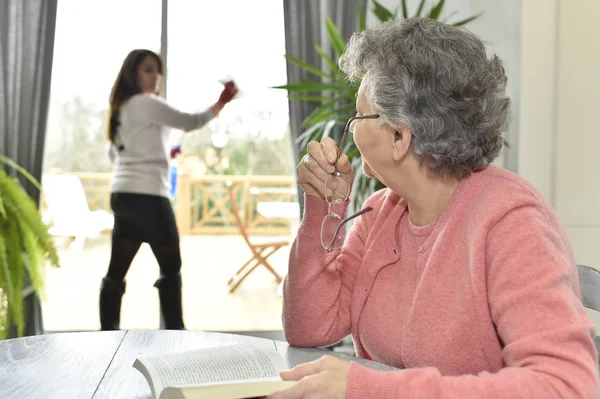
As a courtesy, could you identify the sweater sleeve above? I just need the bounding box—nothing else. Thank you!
[128,94,214,132]
[282,195,369,347]
[345,204,599,398]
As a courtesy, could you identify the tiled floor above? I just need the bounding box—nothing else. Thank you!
[42,234,290,332]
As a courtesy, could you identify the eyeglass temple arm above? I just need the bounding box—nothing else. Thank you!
[338,114,380,159]
[325,206,374,251]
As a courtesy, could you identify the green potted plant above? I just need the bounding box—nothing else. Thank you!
[0,155,60,339]
[275,0,482,212]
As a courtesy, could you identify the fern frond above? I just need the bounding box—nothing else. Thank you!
[0,160,61,337]
[0,195,6,220]
[6,218,24,336]
[0,174,59,268]
[0,232,15,327]
[0,154,42,191]
[0,289,8,340]
[17,219,45,301]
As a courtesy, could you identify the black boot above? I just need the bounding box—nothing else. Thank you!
[154,273,185,330]
[99,276,126,331]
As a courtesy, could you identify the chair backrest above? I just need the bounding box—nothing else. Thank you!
[42,174,91,221]
[577,264,600,368]
[226,183,252,248]
[578,265,600,312]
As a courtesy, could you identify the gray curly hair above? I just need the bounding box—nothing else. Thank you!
[339,17,511,178]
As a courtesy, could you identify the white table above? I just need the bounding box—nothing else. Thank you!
[0,330,395,399]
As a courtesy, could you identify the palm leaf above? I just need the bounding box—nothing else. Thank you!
[452,12,483,27]
[357,4,367,32]
[315,45,341,78]
[325,17,347,58]
[428,0,446,20]
[322,119,338,138]
[288,95,333,102]
[284,55,331,79]
[372,0,395,22]
[273,82,347,93]
[401,0,409,19]
[415,0,426,17]
[300,98,339,128]
[295,121,328,145]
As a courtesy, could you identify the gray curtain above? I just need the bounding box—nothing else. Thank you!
[283,0,366,217]
[0,0,58,337]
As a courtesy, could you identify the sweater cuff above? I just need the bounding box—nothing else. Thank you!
[301,195,350,231]
[346,362,441,399]
[346,362,401,398]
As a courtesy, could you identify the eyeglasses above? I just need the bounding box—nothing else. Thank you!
[320,114,379,252]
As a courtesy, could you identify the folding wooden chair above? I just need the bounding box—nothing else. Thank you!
[226,183,289,293]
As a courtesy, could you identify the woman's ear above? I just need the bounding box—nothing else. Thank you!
[391,126,412,161]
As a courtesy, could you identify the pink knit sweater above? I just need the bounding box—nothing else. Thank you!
[282,165,599,398]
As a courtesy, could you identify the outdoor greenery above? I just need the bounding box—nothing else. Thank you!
[0,155,60,339]
[43,98,294,177]
[275,0,482,211]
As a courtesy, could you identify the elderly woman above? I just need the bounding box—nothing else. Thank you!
[269,17,599,399]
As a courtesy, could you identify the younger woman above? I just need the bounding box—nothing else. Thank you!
[100,49,237,330]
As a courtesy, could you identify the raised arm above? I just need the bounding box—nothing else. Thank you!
[282,194,371,348]
[345,204,599,399]
[127,82,237,132]
[127,94,216,132]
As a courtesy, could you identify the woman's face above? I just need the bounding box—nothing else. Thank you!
[136,55,162,94]
[352,90,395,179]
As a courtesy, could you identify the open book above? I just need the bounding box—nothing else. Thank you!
[133,343,297,399]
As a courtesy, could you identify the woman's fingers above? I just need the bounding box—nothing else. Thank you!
[320,136,339,164]
[297,139,354,199]
[335,154,352,175]
[307,141,335,174]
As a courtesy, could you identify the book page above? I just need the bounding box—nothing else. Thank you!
[135,344,288,396]
[160,379,298,399]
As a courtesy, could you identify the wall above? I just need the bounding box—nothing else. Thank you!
[520,0,600,268]
[366,1,600,269]
[366,0,522,171]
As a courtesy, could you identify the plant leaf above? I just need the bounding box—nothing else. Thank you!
[401,0,409,19]
[0,155,41,191]
[0,232,14,327]
[372,0,395,22]
[452,12,483,27]
[357,3,367,32]
[300,98,339,128]
[322,119,338,138]
[428,0,446,20]
[315,45,341,79]
[273,82,346,93]
[295,121,327,144]
[325,17,347,59]
[0,195,5,219]
[288,95,333,102]
[284,55,331,79]
[415,0,426,17]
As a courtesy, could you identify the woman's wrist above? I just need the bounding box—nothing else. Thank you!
[210,102,225,116]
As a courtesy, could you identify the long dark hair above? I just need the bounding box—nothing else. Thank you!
[106,49,164,144]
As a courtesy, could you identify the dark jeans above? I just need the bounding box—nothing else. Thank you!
[106,192,181,280]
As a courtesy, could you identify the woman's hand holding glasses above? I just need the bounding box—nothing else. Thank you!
[297,115,378,251]
[297,136,354,202]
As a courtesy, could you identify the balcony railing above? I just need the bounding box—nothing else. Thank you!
[48,173,298,236]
